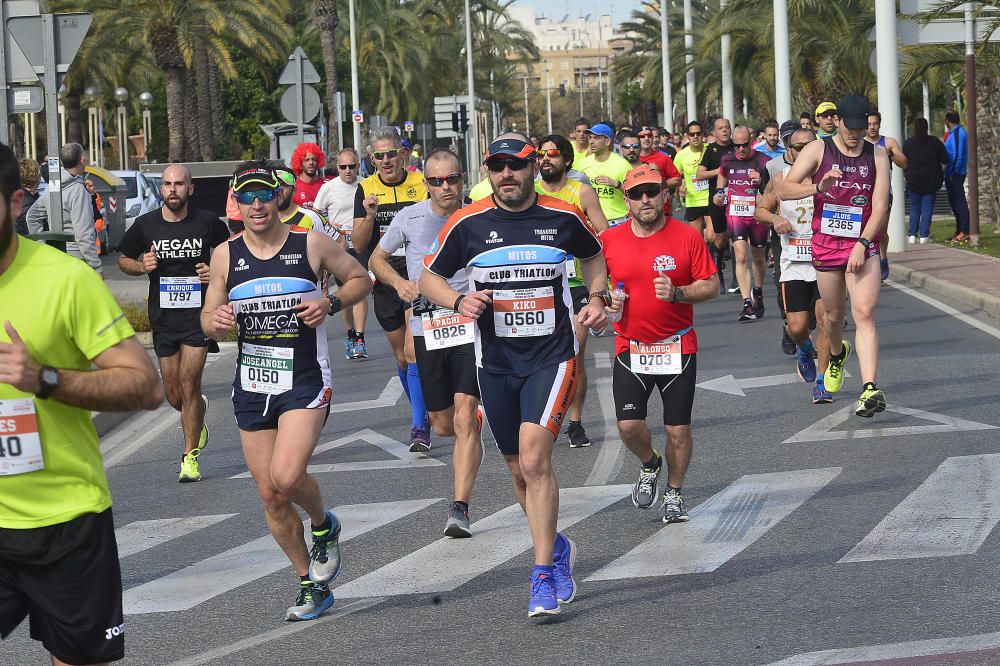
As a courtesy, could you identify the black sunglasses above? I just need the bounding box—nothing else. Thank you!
[338,163,358,170]
[818,112,837,119]
[733,141,751,149]
[626,185,663,201]
[486,157,532,173]
[372,150,400,160]
[688,131,703,137]
[426,173,463,187]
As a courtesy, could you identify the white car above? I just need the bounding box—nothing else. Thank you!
[113,170,160,231]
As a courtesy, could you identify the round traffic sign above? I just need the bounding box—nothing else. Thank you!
[352,110,364,123]
[279,85,321,123]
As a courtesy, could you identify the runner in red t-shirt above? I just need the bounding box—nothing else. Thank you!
[601,164,719,525]
[638,126,682,214]
[290,143,330,208]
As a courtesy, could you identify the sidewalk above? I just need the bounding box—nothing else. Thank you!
[888,243,1000,319]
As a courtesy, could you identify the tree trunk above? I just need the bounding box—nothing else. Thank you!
[315,0,340,154]
[193,43,215,161]
[208,55,226,157]
[65,84,83,145]
[164,67,185,162]
[183,66,201,161]
[976,69,1000,233]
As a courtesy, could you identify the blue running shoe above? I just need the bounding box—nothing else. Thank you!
[796,340,817,383]
[285,581,334,621]
[553,533,577,604]
[880,257,889,282]
[812,382,833,404]
[308,511,342,583]
[344,336,355,359]
[528,573,560,617]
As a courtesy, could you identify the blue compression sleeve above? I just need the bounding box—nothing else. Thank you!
[397,366,411,402]
[407,363,427,427]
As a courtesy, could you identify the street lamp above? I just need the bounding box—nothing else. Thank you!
[114,87,128,169]
[57,85,68,145]
[139,92,153,161]
[83,86,103,167]
[545,65,553,135]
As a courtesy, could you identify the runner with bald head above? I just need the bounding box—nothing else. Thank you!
[118,163,231,482]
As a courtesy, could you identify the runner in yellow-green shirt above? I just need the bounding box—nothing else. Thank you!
[0,141,162,665]
[576,123,632,226]
[674,120,712,240]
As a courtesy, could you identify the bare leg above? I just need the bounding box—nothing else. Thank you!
[518,423,559,566]
[568,320,588,422]
[845,257,881,384]
[177,345,209,454]
[618,419,654,464]
[815,298,830,375]
[452,393,483,504]
[664,425,693,488]
[816,270,848,356]
[733,239,752,299]
[750,245,767,290]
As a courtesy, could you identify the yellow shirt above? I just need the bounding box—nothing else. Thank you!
[576,152,631,221]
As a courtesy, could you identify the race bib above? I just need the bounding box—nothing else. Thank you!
[492,287,556,337]
[0,399,44,476]
[788,232,813,262]
[629,336,682,375]
[379,224,406,257]
[728,195,754,218]
[820,203,863,238]
[422,308,475,350]
[159,276,202,309]
[691,179,710,191]
[239,343,294,395]
[565,257,577,279]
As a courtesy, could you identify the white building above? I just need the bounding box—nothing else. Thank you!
[507,5,615,51]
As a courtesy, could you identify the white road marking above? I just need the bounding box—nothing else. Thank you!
[329,376,404,413]
[334,484,631,598]
[116,514,237,559]
[123,499,441,614]
[766,629,1000,665]
[585,378,624,486]
[840,454,1000,563]
[783,404,997,444]
[593,351,611,369]
[228,429,444,478]
[101,403,180,469]
[586,468,840,580]
[697,370,849,397]
[886,278,1000,341]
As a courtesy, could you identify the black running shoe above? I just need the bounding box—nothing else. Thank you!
[781,328,796,355]
[566,422,591,448]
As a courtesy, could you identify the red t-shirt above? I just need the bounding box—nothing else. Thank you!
[293,176,328,208]
[601,218,718,355]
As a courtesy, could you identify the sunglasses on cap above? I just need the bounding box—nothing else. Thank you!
[338,163,358,170]
[372,149,400,160]
[425,173,463,187]
[626,185,663,201]
[486,157,532,173]
[536,148,562,159]
[233,188,280,205]
[790,142,809,151]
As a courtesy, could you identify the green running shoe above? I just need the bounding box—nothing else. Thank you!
[856,387,887,418]
[825,340,852,393]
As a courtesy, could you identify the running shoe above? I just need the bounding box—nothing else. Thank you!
[285,580,334,621]
[781,328,796,355]
[717,268,726,295]
[344,336,355,359]
[631,452,662,509]
[352,338,368,360]
[178,450,201,483]
[308,511,343,583]
[752,289,765,319]
[661,487,689,524]
[527,573,560,617]
[727,277,740,294]
[812,382,833,404]
[566,421,591,448]
[796,340,817,384]
[856,386,887,418]
[197,394,209,450]
[409,424,431,453]
[552,533,577,604]
[880,258,889,282]
[738,300,757,322]
[443,502,472,538]
[826,340,852,393]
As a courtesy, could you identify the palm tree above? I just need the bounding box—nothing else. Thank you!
[314,0,340,153]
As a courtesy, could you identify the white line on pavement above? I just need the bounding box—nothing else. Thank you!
[329,376,404,413]
[100,404,179,469]
[116,514,237,559]
[765,630,1000,665]
[593,351,611,369]
[840,454,1000,563]
[885,278,1000,341]
[783,404,997,444]
[585,378,625,486]
[586,468,841,581]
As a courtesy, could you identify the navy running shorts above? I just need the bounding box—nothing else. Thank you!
[233,384,332,431]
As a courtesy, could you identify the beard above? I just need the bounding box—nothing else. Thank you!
[539,163,565,183]
[277,190,293,212]
[0,209,13,258]
[164,193,189,213]
[494,179,534,208]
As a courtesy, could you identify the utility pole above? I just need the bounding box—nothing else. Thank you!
[522,73,530,135]
[874,0,905,253]
[660,0,673,130]
[464,0,480,170]
[546,67,553,134]
[349,0,362,149]
[720,0,735,122]
[773,0,792,122]
[964,2,980,246]
[684,0,696,123]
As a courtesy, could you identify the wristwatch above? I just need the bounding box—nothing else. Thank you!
[37,366,59,399]
[589,290,613,307]
[857,237,871,250]
[327,295,343,315]
[671,287,685,304]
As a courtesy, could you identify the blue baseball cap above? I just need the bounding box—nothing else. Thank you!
[584,123,614,140]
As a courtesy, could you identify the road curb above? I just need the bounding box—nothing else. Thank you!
[889,262,1000,319]
[93,410,136,437]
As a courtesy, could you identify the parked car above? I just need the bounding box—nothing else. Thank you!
[112,169,160,231]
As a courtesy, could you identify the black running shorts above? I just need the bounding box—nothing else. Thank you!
[478,358,577,455]
[372,281,407,332]
[780,280,821,314]
[414,336,479,412]
[685,205,710,222]
[613,352,697,425]
[709,204,728,235]
[0,509,125,665]
[569,285,589,315]
[153,329,220,358]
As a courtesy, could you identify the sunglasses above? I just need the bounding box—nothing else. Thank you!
[486,157,532,173]
[233,188,280,205]
[536,148,562,159]
[626,185,663,201]
[372,150,400,160]
[733,142,751,149]
[688,131,703,137]
[621,143,640,149]
[818,112,837,119]
[790,142,809,151]
[338,163,358,170]
[426,173,463,187]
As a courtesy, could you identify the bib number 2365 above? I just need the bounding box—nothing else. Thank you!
[493,287,556,337]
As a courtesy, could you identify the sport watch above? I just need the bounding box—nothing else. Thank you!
[37,366,59,399]
[327,295,343,316]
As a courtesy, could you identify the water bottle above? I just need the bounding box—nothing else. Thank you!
[607,281,627,323]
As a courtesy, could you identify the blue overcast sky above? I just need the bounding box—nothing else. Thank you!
[515,0,641,26]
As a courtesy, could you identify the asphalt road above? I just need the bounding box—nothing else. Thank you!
[5,273,1000,666]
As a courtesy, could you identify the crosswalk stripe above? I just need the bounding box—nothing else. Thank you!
[116,514,238,559]
[334,484,631,599]
[840,454,1000,563]
[586,468,841,581]
[123,499,441,614]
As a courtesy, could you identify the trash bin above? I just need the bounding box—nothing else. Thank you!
[84,166,128,251]
[28,231,75,252]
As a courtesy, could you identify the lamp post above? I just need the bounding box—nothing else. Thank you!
[139,92,153,161]
[114,87,128,169]
[660,0,673,130]
[57,85,67,145]
[83,86,103,167]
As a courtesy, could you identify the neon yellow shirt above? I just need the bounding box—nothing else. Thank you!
[576,152,631,221]
[0,239,134,529]
[468,178,493,202]
[535,179,586,287]
[674,144,710,208]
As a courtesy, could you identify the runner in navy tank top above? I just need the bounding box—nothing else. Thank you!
[201,160,371,622]
[780,95,890,420]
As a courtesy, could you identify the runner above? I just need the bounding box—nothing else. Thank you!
[639,126,682,190]
[815,102,837,138]
[756,121,786,160]
[576,123,632,227]
[674,121,712,241]
[536,134,609,449]
[420,133,609,617]
[714,126,771,321]
[352,127,431,450]
[370,149,483,536]
[756,128,833,403]
[601,164,719,523]
[201,161,371,621]
[118,164,230,482]
[696,117,736,294]
[781,95,890,417]
[619,130,641,166]
[274,165,337,235]
[571,117,591,159]
[290,143,328,208]
[865,111,908,281]
[0,140,162,665]
[314,149,370,360]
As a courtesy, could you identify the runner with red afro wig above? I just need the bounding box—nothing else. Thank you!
[290,142,326,176]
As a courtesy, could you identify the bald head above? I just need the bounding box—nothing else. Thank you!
[732,126,752,144]
[163,163,191,184]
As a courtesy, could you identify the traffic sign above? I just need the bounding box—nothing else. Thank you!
[277,46,320,85]
[7,85,42,112]
[404,121,414,133]
[352,109,364,123]
[280,84,320,123]
[3,0,42,85]
[7,12,92,87]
